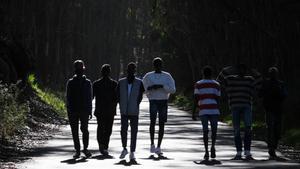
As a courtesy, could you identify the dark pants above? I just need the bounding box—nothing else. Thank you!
[200,115,218,151]
[97,115,114,150]
[266,109,282,151]
[231,106,252,152]
[68,113,89,152]
[149,100,168,147]
[121,115,139,152]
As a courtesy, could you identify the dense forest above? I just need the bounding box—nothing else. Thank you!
[1,0,300,130]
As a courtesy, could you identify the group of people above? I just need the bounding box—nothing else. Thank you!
[66,57,286,163]
[66,57,175,162]
[193,64,287,161]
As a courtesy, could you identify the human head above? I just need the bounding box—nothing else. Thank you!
[153,57,163,72]
[236,63,247,77]
[202,66,213,79]
[268,66,279,79]
[101,64,111,77]
[73,60,85,75]
[127,62,137,77]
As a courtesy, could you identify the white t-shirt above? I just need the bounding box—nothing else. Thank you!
[142,71,176,100]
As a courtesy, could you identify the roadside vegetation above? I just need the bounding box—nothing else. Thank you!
[0,75,67,164]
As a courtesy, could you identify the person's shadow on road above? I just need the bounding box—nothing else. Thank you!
[115,159,141,166]
[142,154,172,161]
[194,159,222,166]
[61,157,88,164]
[91,154,114,160]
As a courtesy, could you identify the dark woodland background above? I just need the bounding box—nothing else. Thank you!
[1,0,300,130]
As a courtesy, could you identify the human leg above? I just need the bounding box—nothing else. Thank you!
[200,115,209,160]
[232,108,242,157]
[210,115,219,158]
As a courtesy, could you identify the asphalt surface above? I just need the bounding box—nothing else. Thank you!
[17,99,300,169]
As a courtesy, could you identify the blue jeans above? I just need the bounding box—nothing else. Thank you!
[231,106,252,152]
[121,115,139,152]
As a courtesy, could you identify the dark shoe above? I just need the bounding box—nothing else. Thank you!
[211,147,216,158]
[73,151,80,159]
[129,159,138,165]
[232,155,242,160]
[245,155,254,161]
[82,149,92,158]
[100,149,109,156]
[204,151,209,160]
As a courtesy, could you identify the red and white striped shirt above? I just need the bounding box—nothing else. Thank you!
[194,79,221,116]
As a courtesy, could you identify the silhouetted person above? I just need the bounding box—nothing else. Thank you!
[118,62,144,161]
[93,64,118,156]
[221,63,256,160]
[66,60,92,158]
[193,66,221,160]
[259,67,287,159]
[142,57,176,155]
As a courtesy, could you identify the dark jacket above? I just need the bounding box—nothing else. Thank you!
[66,75,93,115]
[93,77,118,117]
[259,78,287,111]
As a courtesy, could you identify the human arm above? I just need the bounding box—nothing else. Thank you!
[138,82,145,104]
[66,80,71,113]
[163,73,176,94]
[87,81,93,119]
[193,94,198,121]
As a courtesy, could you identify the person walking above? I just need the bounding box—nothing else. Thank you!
[93,64,118,156]
[259,67,287,159]
[193,66,221,160]
[66,60,92,158]
[218,63,256,160]
[118,62,144,162]
[142,57,176,156]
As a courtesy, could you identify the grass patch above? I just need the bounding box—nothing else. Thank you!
[28,74,67,118]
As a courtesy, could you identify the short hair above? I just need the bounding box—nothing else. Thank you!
[268,67,278,74]
[101,64,111,76]
[73,60,85,70]
[152,57,163,66]
[127,62,137,69]
[202,66,213,78]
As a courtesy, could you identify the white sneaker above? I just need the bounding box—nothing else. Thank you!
[129,152,136,160]
[150,144,156,153]
[155,147,163,155]
[119,148,128,159]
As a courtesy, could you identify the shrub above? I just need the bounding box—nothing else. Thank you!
[28,74,67,118]
[173,94,193,110]
[0,83,29,139]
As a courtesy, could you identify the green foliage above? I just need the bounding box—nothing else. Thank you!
[173,94,193,110]
[28,74,67,118]
[0,84,29,139]
[282,129,300,147]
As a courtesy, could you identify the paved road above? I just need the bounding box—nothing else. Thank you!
[18,100,300,169]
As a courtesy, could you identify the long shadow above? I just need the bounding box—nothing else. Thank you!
[91,154,114,160]
[115,159,141,166]
[194,159,222,166]
[139,154,173,161]
[60,157,88,165]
